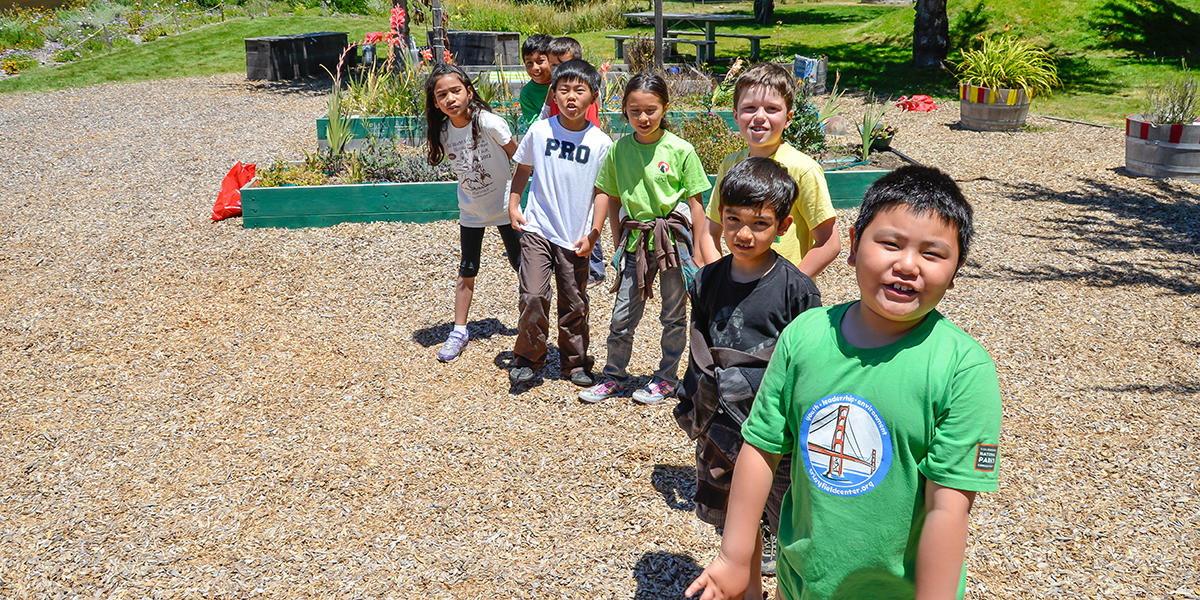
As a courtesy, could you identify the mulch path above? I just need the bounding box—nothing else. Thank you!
[1,73,1197,598]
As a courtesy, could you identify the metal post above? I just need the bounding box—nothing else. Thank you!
[653,0,664,70]
[431,0,446,64]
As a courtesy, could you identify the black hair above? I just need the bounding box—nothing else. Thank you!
[550,58,601,94]
[853,165,974,265]
[621,70,671,131]
[718,156,798,223]
[424,63,492,166]
[548,36,583,59]
[522,33,552,59]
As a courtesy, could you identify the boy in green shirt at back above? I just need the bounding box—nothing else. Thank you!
[517,34,553,132]
[687,166,1003,600]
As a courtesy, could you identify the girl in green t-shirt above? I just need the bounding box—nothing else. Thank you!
[576,72,712,406]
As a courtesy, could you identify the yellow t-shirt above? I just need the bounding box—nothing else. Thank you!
[706,143,836,266]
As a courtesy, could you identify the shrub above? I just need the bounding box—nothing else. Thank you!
[356,138,456,183]
[257,158,329,187]
[953,34,1061,97]
[1146,74,1200,124]
[0,17,45,49]
[678,110,744,174]
[1,51,36,74]
[783,99,826,156]
[444,0,636,35]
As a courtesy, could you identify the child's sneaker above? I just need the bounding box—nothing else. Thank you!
[578,380,621,403]
[632,380,674,405]
[437,330,469,362]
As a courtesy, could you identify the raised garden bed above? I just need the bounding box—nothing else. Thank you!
[316,110,739,150]
[240,168,886,229]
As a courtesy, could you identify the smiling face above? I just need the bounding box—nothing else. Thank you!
[848,204,961,339]
[432,74,473,127]
[722,203,792,268]
[624,89,667,143]
[523,52,551,85]
[734,85,793,155]
[553,77,595,128]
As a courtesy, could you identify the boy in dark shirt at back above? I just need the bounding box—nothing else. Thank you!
[675,156,822,600]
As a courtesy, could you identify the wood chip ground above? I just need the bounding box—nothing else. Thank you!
[1,74,1198,599]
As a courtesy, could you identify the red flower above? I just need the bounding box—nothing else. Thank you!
[385,31,402,48]
[443,49,455,64]
[390,6,406,29]
[599,60,611,73]
[420,48,433,63]
[364,31,384,44]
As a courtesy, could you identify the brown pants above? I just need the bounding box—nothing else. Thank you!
[513,231,592,376]
[695,416,791,534]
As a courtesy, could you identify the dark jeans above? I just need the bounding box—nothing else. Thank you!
[589,242,606,282]
[513,231,592,376]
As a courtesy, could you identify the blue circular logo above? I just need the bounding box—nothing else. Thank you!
[799,393,892,497]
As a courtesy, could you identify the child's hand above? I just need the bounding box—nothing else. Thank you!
[509,206,527,231]
[685,553,749,600]
[574,230,598,257]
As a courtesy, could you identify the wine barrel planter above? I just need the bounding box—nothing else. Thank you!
[959,83,1030,131]
[1125,114,1200,182]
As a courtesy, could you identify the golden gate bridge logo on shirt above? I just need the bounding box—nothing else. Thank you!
[799,393,892,497]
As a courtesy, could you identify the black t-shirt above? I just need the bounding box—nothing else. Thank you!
[690,253,822,355]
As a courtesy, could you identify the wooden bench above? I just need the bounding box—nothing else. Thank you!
[606,34,716,67]
[667,30,771,61]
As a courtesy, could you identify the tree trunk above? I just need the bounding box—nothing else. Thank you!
[912,0,948,68]
[753,0,774,26]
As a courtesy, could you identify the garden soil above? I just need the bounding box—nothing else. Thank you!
[1,73,1198,599]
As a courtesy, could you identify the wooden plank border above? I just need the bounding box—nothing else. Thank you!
[241,170,888,229]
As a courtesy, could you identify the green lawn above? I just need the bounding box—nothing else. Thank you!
[4,0,1198,126]
[0,15,382,93]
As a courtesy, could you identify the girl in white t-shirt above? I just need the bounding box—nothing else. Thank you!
[425,63,521,363]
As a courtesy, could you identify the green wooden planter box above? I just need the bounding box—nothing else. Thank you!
[240,168,886,229]
[316,110,737,149]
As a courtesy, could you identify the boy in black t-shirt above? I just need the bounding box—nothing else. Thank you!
[675,156,822,599]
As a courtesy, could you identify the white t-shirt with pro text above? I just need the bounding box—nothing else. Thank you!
[512,116,613,250]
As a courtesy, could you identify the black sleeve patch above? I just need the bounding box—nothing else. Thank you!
[974,444,998,472]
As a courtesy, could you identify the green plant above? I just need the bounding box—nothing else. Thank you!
[783,99,825,156]
[257,158,329,187]
[1146,73,1200,124]
[856,100,886,161]
[678,110,744,174]
[624,34,653,74]
[953,34,1061,97]
[1,52,36,74]
[0,17,45,49]
[325,76,353,155]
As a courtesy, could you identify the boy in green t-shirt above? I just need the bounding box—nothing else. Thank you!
[517,34,553,132]
[687,166,1002,600]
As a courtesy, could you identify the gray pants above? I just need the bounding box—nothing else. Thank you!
[600,249,688,386]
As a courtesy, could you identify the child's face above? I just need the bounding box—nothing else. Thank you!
[625,89,667,140]
[432,74,473,123]
[848,204,961,332]
[553,77,596,124]
[547,52,575,68]
[734,85,793,151]
[721,204,793,263]
[524,52,551,85]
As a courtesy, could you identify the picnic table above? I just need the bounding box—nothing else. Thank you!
[621,11,757,63]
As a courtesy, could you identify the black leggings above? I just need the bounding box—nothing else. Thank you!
[459,224,521,278]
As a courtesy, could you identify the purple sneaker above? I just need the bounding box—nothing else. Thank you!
[578,380,621,404]
[437,330,469,362]
[632,380,675,405]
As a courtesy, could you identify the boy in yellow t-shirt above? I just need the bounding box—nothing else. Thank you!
[695,62,840,279]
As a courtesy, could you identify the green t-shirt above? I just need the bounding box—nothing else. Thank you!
[518,80,550,132]
[593,130,711,251]
[743,303,1002,600]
